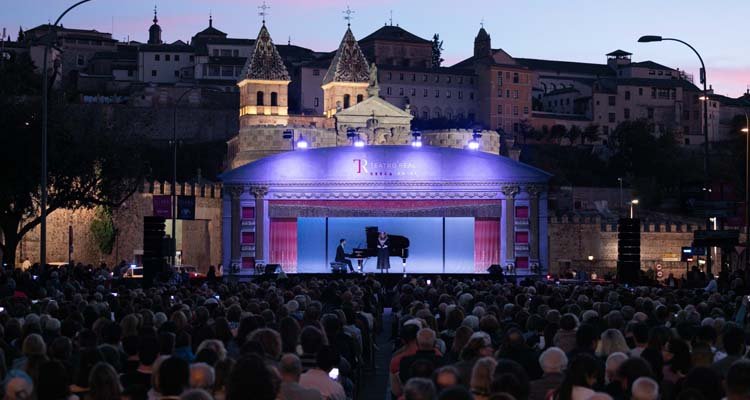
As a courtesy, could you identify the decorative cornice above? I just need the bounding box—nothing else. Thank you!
[230,180,545,188]
[227,186,244,199]
[270,191,500,200]
[526,184,544,198]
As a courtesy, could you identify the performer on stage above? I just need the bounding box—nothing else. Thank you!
[376,232,391,271]
[335,239,355,273]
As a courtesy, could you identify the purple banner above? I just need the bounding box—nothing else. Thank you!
[153,195,172,218]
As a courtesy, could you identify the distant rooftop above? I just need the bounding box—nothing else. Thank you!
[359,25,430,44]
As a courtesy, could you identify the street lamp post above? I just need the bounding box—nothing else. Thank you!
[630,199,639,219]
[39,0,93,270]
[617,177,623,216]
[743,114,749,270]
[638,35,713,274]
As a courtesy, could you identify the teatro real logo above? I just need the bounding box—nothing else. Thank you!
[352,158,417,177]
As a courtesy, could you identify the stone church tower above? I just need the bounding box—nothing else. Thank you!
[237,22,291,126]
[321,26,370,118]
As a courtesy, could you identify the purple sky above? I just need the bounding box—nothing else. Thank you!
[4,0,750,97]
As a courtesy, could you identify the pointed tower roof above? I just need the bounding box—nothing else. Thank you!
[322,27,370,85]
[240,23,290,81]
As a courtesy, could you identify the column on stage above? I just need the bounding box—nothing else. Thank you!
[228,186,243,271]
[251,186,269,263]
[501,185,519,268]
[528,185,541,266]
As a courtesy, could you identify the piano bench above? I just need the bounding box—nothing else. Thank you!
[330,262,348,274]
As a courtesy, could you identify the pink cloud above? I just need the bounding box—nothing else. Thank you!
[707,66,750,97]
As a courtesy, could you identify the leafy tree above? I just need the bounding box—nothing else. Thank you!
[0,53,147,266]
[549,124,567,145]
[431,34,444,68]
[581,124,600,145]
[90,206,116,255]
[566,126,582,146]
[518,119,535,144]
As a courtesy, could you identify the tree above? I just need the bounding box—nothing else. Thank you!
[17,26,24,42]
[549,124,567,145]
[431,34,444,68]
[0,53,147,266]
[565,125,582,146]
[518,119,534,144]
[90,206,116,255]
[581,124,600,145]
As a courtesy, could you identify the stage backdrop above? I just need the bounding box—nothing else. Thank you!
[296,217,475,273]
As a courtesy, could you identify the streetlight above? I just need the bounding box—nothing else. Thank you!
[39,0,94,269]
[617,177,623,216]
[743,113,749,270]
[638,34,712,273]
[630,199,639,219]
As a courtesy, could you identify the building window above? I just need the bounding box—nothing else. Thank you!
[523,106,529,114]
[151,70,157,77]
[220,49,231,56]
[497,105,503,114]
[446,91,451,98]
[154,54,160,61]
[603,126,609,135]
[506,89,510,98]
[165,54,171,61]
[399,73,404,81]
[434,75,440,83]
[470,92,474,100]
[424,89,428,97]
[212,49,219,56]
[175,54,180,61]
[221,66,234,76]
[423,74,428,82]
[498,89,503,98]
[189,55,195,62]
[435,90,439,98]
[174,70,179,77]
[271,92,278,106]
[459,77,464,84]
[422,111,428,119]
[638,87,643,96]
[458,91,463,99]
[513,90,519,99]
[513,72,519,83]
[513,106,519,116]
[233,49,239,57]
[608,96,616,106]
[684,138,690,145]
[208,65,220,76]
[257,91,264,106]
[386,87,392,95]
[387,72,392,80]
[399,87,404,96]
[313,97,319,107]
[411,88,416,96]
[343,94,350,108]
[411,74,416,81]
[624,108,630,119]
[127,69,134,77]
[625,90,630,100]
[357,94,363,103]
[649,70,655,75]
[447,76,452,83]
[313,69,320,76]
[513,122,520,132]
[608,112,616,123]
[648,108,654,119]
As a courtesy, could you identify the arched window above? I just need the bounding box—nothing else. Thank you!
[256,91,265,106]
[356,94,364,103]
[270,92,278,106]
[343,94,351,109]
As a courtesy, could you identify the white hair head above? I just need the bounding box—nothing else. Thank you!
[632,377,659,400]
[539,347,568,373]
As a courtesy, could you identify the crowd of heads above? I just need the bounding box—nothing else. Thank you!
[1,262,750,400]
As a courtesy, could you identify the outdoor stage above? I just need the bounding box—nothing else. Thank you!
[220,145,551,276]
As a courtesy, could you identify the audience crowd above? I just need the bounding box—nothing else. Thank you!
[0,263,749,400]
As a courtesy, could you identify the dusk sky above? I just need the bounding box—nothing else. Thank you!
[4,0,749,97]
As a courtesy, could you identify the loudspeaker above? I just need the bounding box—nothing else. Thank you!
[487,264,503,275]
[264,264,281,276]
[143,216,166,287]
[617,218,641,284]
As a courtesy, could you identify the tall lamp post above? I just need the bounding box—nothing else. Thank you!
[39,0,93,269]
[743,114,749,270]
[638,35,713,274]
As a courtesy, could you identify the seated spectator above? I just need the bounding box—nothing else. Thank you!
[279,353,322,400]
[631,377,659,400]
[529,347,567,400]
[159,356,190,399]
[404,377,436,400]
[87,362,122,400]
[726,361,750,400]
[470,357,497,400]
[554,354,600,400]
[299,346,345,400]
[432,366,461,393]
[712,325,744,377]
[400,328,444,384]
[553,314,579,354]
[189,362,215,392]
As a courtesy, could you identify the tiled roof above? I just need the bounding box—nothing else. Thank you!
[628,61,673,71]
[240,24,290,81]
[614,77,700,91]
[139,42,194,52]
[377,65,476,76]
[516,58,615,77]
[322,27,370,85]
[544,87,581,96]
[606,49,632,57]
[359,25,430,44]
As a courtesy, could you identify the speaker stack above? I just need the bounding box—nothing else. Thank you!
[617,218,641,284]
[143,216,166,287]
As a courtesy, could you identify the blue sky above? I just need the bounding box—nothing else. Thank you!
[4,0,749,96]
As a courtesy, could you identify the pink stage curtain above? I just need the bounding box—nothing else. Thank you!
[270,218,297,273]
[475,218,500,272]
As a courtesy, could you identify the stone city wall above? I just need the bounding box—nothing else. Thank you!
[18,182,223,272]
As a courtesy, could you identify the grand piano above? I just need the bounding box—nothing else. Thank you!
[351,226,410,273]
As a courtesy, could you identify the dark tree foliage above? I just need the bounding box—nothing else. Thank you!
[431,34,444,68]
[0,53,147,265]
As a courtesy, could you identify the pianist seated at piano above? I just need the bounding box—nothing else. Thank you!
[335,238,356,273]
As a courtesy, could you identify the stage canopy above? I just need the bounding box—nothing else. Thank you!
[220,146,551,274]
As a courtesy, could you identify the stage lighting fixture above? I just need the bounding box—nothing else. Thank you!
[296,136,308,149]
[468,138,480,150]
[411,130,423,148]
[354,135,365,147]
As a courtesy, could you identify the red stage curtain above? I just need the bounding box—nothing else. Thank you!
[474,218,500,272]
[270,218,297,273]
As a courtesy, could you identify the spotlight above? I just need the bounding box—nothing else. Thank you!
[354,135,365,147]
[468,138,480,150]
[411,130,422,148]
[296,137,308,149]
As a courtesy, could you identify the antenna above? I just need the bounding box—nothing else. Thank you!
[288,36,291,45]
[258,1,270,24]
[480,18,484,29]
[389,10,393,26]
[343,5,354,27]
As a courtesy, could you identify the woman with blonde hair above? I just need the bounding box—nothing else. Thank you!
[596,329,629,359]
[471,356,497,400]
[86,362,122,400]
